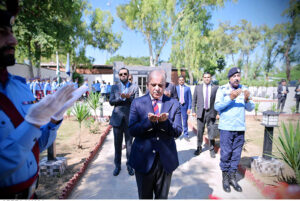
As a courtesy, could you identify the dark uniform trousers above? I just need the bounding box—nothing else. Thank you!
[113,118,133,168]
[197,109,215,148]
[277,96,287,112]
[296,95,300,113]
[135,154,172,199]
[219,130,245,173]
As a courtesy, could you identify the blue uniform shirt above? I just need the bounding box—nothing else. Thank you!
[43,82,52,96]
[106,84,111,93]
[51,81,58,93]
[32,81,43,97]
[0,73,62,188]
[95,83,101,92]
[214,83,254,131]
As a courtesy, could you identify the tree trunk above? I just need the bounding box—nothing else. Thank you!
[284,47,291,81]
[245,54,249,79]
[146,33,155,67]
[27,41,34,78]
[188,69,193,85]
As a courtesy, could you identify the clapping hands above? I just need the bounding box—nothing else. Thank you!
[120,92,132,99]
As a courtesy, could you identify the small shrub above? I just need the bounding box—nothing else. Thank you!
[273,121,300,184]
[271,103,278,112]
[255,102,260,116]
[72,102,90,148]
[290,105,297,114]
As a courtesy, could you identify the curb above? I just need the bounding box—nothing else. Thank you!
[238,165,300,199]
[58,125,112,199]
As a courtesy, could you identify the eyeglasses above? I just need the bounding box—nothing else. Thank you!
[119,73,128,76]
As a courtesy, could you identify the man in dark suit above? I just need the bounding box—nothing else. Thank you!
[295,79,300,114]
[192,72,219,158]
[128,70,182,199]
[277,79,289,113]
[176,76,192,140]
[163,70,178,100]
[109,67,139,176]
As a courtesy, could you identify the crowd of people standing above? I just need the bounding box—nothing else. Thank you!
[26,77,113,102]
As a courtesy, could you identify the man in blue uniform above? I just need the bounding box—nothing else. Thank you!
[32,77,44,101]
[0,1,87,198]
[51,77,58,93]
[214,67,254,193]
[43,78,52,96]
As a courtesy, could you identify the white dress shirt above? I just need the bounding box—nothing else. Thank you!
[203,83,212,109]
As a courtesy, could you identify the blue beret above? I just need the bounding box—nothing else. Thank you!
[228,67,241,79]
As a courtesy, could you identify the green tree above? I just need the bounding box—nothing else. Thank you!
[89,8,122,54]
[261,25,281,80]
[276,0,300,81]
[14,0,89,77]
[106,55,150,66]
[14,0,122,77]
[170,8,226,84]
[117,0,227,67]
[235,20,262,79]
[212,22,239,66]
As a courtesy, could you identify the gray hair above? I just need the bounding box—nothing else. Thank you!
[147,69,166,84]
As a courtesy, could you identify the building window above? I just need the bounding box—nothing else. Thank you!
[138,76,147,95]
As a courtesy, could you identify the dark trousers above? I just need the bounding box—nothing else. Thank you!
[180,104,189,136]
[296,95,300,113]
[197,109,215,148]
[277,96,286,112]
[135,155,172,199]
[113,119,132,168]
[219,130,244,173]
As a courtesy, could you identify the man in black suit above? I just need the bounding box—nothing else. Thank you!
[128,69,182,199]
[109,67,139,176]
[192,72,219,158]
[277,79,289,113]
[295,79,300,113]
[163,70,178,100]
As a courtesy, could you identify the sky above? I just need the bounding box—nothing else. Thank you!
[85,0,290,65]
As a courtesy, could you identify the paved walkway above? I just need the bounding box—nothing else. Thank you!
[69,128,265,199]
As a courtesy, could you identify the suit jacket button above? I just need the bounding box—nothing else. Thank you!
[152,150,156,154]
[157,137,159,141]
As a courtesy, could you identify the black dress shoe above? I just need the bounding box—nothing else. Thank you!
[127,166,134,176]
[194,147,202,156]
[229,172,242,192]
[113,167,121,176]
[222,171,231,193]
[210,149,216,158]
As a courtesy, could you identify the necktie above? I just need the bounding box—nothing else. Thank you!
[205,84,209,109]
[180,86,184,104]
[153,99,160,116]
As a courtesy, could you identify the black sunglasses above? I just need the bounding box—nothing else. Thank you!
[119,73,128,76]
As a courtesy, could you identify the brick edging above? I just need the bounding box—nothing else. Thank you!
[58,125,112,199]
[238,165,300,199]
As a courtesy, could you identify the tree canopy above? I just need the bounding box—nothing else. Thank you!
[117,0,228,67]
[14,0,122,77]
